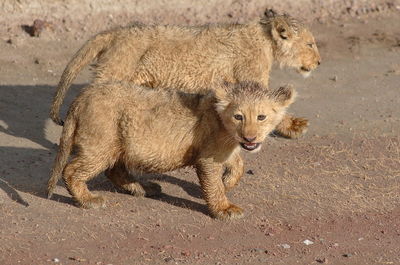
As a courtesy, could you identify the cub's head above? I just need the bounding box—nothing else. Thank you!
[261,9,321,78]
[215,81,296,152]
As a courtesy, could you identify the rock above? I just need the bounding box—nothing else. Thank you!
[316,257,328,263]
[280,244,291,249]
[343,253,352,257]
[181,250,190,256]
[246,170,254,175]
[303,239,314,245]
[69,257,86,262]
[164,257,174,263]
[22,19,54,37]
[250,248,264,253]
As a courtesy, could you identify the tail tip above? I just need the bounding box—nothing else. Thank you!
[50,113,65,126]
[54,118,64,126]
[47,188,54,199]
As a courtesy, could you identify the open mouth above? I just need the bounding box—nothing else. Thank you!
[300,66,311,72]
[240,142,261,151]
[299,66,312,78]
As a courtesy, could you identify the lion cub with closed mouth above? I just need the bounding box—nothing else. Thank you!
[47,81,295,220]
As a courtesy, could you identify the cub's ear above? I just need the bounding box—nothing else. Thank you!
[261,8,297,41]
[264,8,278,18]
[271,18,294,41]
[214,81,233,113]
[269,85,296,108]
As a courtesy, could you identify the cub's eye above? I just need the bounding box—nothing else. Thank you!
[234,114,243,121]
[307,43,314,48]
[257,115,267,121]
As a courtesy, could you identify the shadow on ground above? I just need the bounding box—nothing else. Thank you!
[0,84,80,206]
[0,84,83,149]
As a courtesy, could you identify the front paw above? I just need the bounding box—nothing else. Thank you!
[276,117,309,139]
[213,203,244,220]
[78,194,106,209]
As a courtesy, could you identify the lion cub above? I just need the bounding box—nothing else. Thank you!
[50,9,319,139]
[47,81,295,220]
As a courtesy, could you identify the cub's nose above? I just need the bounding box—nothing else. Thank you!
[243,136,256,143]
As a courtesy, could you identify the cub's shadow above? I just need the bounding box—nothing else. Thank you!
[0,84,206,215]
[0,178,29,207]
[1,144,208,215]
[0,84,83,150]
[0,84,81,207]
[85,172,206,215]
[142,174,207,214]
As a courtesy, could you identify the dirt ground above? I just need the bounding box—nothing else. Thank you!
[1,1,400,264]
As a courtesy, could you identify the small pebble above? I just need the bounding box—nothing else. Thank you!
[181,250,190,256]
[303,239,314,245]
[316,257,328,263]
[343,253,352,258]
[164,257,174,263]
[246,170,254,175]
[250,248,264,253]
[69,257,86,262]
[52,258,60,263]
[280,244,291,249]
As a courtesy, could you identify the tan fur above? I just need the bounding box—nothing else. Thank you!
[274,114,309,138]
[47,81,295,220]
[49,10,320,138]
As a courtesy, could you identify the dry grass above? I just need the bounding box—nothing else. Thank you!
[238,135,400,220]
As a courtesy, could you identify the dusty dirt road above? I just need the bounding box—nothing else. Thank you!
[1,1,400,264]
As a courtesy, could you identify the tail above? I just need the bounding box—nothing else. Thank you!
[47,115,76,198]
[50,31,113,126]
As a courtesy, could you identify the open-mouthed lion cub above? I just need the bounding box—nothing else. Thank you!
[50,9,319,139]
[47,81,295,220]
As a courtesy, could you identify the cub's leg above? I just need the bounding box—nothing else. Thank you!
[196,159,244,220]
[63,156,109,209]
[105,161,161,197]
[274,114,309,139]
[222,152,244,192]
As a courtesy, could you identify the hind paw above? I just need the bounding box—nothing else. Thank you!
[123,181,161,197]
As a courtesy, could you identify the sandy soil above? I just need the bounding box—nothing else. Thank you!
[0,1,400,264]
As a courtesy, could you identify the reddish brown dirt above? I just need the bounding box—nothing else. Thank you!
[1,1,400,264]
